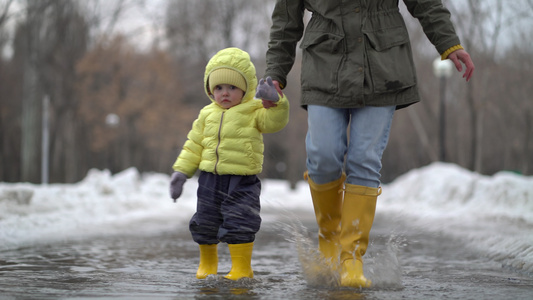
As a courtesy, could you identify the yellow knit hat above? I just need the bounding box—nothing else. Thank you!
[208,68,247,94]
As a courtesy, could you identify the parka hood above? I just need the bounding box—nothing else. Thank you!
[204,47,258,105]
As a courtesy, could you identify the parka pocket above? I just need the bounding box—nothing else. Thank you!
[299,32,344,94]
[364,26,417,93]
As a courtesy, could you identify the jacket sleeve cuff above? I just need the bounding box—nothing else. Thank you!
[441,45,464,60]
[172,160,195,178]
[264,71,286,89]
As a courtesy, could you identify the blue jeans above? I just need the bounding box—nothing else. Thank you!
[306,105,395,188]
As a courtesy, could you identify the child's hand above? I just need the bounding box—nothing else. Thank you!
[255,76,279,102]
[262,99,278,109]
[170,171,187,202]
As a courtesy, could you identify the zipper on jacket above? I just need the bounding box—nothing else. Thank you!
[214,111,225,175]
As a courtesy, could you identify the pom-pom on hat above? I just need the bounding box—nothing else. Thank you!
[208,68,247,94]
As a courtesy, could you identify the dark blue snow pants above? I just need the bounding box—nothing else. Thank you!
[189,171,262,245]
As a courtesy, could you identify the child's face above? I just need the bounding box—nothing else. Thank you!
[213,84,244,109]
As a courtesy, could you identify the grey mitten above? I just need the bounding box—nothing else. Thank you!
[255,76,279,102]
[170,171,187,202]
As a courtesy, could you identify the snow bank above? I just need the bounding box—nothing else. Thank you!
[1,163,531,275]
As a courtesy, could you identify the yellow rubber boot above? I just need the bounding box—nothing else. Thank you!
[196,244,218,279]
[339,184,380,288]
[305,172,345,266]
[224,242,254,280]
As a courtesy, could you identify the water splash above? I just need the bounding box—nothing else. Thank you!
[365,234,404,290]
[275,212,404,290]
[274,214,340,287]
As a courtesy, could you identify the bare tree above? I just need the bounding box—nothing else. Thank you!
[14,0,89,183]
[16,0,47,183]
[164,0,274,109]
[444,0,533,172]
[76,36,194,174]
[82,0,149,46]
[0,0,14,27]
[165,0,272,62]
[0,0,17,181]
[3,0,532,184]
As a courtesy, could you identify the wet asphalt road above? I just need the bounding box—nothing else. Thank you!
[1,211,532,300]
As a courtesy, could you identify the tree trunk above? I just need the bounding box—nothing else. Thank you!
[21,61,41,182]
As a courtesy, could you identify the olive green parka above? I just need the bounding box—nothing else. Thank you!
[265,0,461,109]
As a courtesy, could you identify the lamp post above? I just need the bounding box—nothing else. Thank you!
[105,113,120,172]
[433,58,453,162]
[105,113,120,128]
[41,96,50,184]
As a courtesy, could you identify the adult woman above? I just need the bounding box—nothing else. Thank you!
[263,0,474,288]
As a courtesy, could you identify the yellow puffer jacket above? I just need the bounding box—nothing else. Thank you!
[173,48,290,177]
